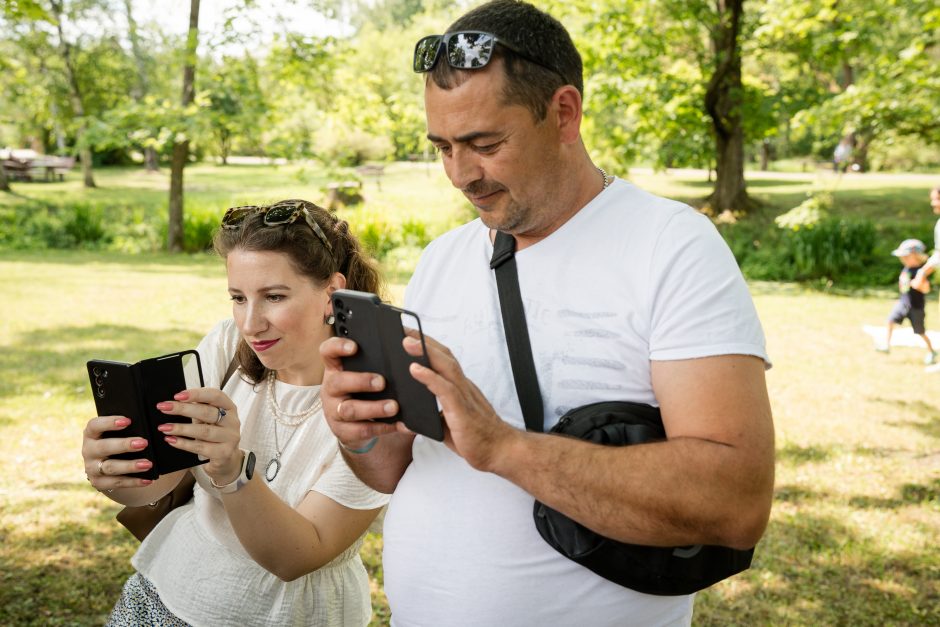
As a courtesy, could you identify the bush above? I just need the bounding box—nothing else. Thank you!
[722,192,883,285]
[0,202,112,249]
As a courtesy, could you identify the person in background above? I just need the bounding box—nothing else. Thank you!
[319,2,775,625]
[878,238,936,365]
[82,199,389,626]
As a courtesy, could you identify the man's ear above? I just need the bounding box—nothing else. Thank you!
[551,85,583,145]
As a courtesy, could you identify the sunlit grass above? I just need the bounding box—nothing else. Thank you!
[2,166,939,624]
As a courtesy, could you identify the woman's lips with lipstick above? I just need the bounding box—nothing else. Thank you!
[251,339,279,352]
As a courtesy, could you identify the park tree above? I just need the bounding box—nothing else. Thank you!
[123,0,159,170]
[167,0,200,252]
[755,0,940,171]
[566,0,772,214]
[205,54,267,164]
[48,0,97,187]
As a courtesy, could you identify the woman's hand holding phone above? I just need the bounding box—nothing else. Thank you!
[154,387,243,487]
[82,414,155,491]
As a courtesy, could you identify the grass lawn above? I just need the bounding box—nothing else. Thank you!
[1,165,938,624]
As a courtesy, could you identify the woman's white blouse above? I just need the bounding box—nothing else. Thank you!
[131,319,389,626]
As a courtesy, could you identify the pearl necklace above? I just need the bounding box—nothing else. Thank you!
[598,167,611,189]
[264,371,322,482]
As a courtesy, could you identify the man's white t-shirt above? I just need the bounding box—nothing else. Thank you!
[383,179,769,626]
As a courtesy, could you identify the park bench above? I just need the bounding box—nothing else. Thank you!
[354,164,385,190]
[2,159,33,181]
[1,155,75,182]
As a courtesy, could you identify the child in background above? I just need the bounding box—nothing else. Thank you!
[877,238,936,364]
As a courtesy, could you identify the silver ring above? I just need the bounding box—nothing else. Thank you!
[215,407,227,425]
[97,459,106,476]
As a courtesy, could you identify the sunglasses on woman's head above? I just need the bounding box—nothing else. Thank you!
[221,200,333,254]
[413,30,562,79]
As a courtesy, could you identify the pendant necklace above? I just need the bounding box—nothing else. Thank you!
[264,370,322,482]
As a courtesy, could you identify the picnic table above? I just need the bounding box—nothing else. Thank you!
[0,153,75,182]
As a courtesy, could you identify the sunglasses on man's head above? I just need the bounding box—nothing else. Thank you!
[221,200,333,254]
[413,30,562,79]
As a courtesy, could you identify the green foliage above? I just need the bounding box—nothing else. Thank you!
[181,206,220,253]
[0,202,112,249]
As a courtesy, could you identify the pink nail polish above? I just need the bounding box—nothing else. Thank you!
[115,417,131,427]
[165,436,177,444]
[135,460,153,469]
[131,439,148,449]
[141,479,152,485]
[174,391,190,401]
[156,402,173,411]
[157,424,172,433]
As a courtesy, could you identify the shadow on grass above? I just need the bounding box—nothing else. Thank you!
[849,479,940,509]
[871,397,940,440]
[695,511,938,624]
[0,515,136,626]
[776,442,833,465]
[774,485,830,504]
[0,324,205,399]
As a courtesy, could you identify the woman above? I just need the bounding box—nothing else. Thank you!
[81,199,389,626]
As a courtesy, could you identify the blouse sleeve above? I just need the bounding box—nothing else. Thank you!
[196,319,240,388]
[311,449,391,510]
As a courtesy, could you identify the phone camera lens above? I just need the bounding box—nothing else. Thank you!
[339,325,349,337]
[95,376,104,386]
[93,367,101,376]
[337,312,346,323]
[97,386,106,398]
[334,298,344,310]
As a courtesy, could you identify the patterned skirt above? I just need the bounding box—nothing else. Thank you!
[107,572,192,626]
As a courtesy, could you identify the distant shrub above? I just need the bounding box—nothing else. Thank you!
[722,192,883,285]
[0,202,112,249]
[182,207,220,253]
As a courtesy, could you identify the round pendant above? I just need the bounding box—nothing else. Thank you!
[265,457,281,482]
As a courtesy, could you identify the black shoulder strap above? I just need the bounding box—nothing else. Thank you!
[490,230,545,433]
[220,357,239,389]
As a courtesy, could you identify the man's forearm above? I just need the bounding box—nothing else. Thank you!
[492,429,774,550]
[341,432,415,494]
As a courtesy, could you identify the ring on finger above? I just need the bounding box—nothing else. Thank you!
[97,459,106,476]
[215,407,227,425]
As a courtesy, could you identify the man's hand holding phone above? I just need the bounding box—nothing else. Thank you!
[320,335,408,445]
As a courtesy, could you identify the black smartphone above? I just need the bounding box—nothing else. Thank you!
[331,289,444,441]
[87,350,207,479]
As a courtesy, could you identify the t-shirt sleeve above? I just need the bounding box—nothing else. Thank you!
[647,209,770,367]
[311,449,391,510]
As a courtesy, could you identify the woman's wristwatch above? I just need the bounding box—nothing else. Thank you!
[209,449,256,494]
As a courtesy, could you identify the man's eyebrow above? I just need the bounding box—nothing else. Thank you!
[427,130,502,144]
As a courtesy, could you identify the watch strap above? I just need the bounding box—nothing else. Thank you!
[210,449,254,494]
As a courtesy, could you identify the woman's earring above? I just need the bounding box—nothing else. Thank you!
[325,313,335,326]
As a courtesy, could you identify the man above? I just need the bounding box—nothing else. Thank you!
[912,186,940,372]
[321,1,775,624]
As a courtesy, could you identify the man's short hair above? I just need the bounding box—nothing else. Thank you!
[428,0,583,121]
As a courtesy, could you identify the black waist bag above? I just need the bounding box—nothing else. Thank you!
[532,401,754,596]
[491,231,754,596]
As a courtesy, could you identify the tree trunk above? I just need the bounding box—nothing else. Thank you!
[124,0,159,172]
[0,163,10,192]
[703,0,751,214]
[760,139,770,171]
[51,0,96,188]
[167,0,200,252]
